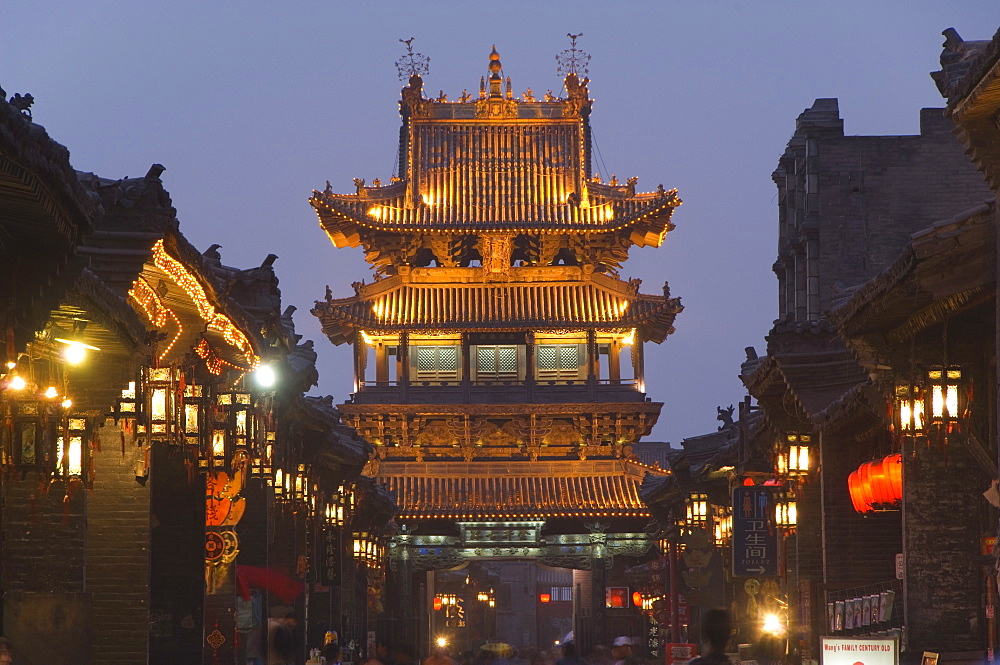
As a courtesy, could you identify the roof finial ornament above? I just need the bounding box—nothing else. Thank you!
[395,37,430,81]
[556,33,590,78]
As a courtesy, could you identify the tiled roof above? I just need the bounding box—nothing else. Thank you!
[313,186,679,237]
[377,460,649,519]
[313,272,681,344]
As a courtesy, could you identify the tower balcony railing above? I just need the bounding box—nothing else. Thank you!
[350,377,646,405]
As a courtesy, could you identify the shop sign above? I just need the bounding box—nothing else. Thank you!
[820,637,898,665]
[665,643,696,665]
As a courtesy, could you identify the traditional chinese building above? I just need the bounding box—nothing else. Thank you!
[312,43,681,651]
[0,87,387,665]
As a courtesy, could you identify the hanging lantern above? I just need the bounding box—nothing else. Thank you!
[183,380,209,467]
[847,454,902,513]
[894,381,925,435]
[262,433,275,479]
[294,464,306,502]
[144,367,181,440]
[9,397,53,470]
[353,531,385,566]
[115,380,138,424]
[215,389,253,469]
[684,492,709,530]
[712,504,732,546]
[774,490,797,529]
[273,467,286,502]
[776,433,811,476]
[925,366,965,432]
[56,416,89,479]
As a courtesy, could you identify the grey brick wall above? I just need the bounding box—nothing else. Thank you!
[1,475,86,592]
[902,441,983,652]
[774,100,993,321]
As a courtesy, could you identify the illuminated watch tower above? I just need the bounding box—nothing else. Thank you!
[311,40,682,648]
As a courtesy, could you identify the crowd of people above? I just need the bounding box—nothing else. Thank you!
[352,613,732,665]
[258,607,733,665]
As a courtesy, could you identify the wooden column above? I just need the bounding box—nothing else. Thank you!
[461,334,472,403]
[525,332,535,402]
[353,338,364,392]
[588,528,607,648]
[399,333,410,402]
[609,338,621,384]
[586,330,598,379]
[586,330,598,400]
[397,539,415,645]
[375,343,388,385]
[632,338,645,391]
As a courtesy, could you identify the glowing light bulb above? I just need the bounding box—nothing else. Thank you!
[762,613,784,636]
[9,375,26,390]
[63,341,86,365]
[254,364,276,388]
[45,386,58,399]
[61,398,73,409]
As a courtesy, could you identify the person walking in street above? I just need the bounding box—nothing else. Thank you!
[425,643,457,665]
[611,638,639,665]
[267,612,298,665]
[689,609,733,665]
[556,643,586,665]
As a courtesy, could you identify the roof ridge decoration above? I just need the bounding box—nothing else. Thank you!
[556,33,590,78]
[395,37,430,81]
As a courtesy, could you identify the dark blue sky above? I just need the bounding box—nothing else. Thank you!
[3,2,997,445]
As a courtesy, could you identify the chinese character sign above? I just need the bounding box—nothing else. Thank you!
[732,487,777,577]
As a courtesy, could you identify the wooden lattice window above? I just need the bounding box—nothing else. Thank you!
[475,345,518,381]
[536,344,582,381]
[414,345,459,381]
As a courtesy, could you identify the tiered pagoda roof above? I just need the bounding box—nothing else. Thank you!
[316,268,681,344]
[310,46,681,275]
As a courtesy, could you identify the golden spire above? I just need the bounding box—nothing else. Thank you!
[487,45,503,98]
[488,45,502,74]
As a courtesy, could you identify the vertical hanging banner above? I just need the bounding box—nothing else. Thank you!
[732,486,778,577]
[320,527,341,587]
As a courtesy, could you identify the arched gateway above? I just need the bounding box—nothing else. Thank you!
[311,42,682,653]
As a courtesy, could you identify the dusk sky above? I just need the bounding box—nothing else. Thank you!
[3,2,997,446]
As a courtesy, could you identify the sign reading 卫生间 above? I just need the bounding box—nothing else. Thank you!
[732,487,777,577]
[820,637,898,665]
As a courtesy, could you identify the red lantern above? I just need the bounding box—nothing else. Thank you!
[883,454,902,500]
[433,597,443,611]
[539,593,551,603]
[848,454,903,513]
[847,470,870,513]
[632,591,643,607]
